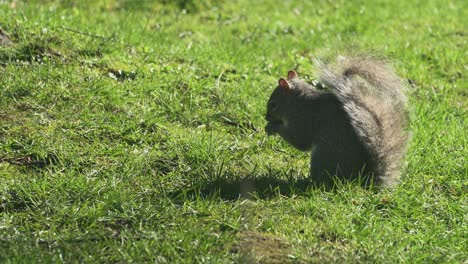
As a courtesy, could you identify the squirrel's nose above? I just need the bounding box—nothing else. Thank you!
[265,122,276,136]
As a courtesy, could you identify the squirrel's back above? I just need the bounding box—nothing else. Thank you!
[315,53,410,187]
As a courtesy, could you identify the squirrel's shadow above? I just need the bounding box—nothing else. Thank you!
[169,171,376,201]
[170,174,333,201]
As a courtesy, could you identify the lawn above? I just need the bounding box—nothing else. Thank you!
[0,0,466,263]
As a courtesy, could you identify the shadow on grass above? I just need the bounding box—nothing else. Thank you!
[169,173,332,201]
[205,176,316,200]
[168,171,376,201]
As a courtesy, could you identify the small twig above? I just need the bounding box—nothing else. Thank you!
[221,116,258,132]
[220,116,239,127]
[0,156,46,166]
[59,26,114,41]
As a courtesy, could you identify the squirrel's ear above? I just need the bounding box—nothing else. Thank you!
[278,78,290,91]
[287,70,298,80]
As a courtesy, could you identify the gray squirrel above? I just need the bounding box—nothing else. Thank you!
[265,53,410,187]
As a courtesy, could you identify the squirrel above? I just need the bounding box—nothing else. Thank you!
[265,53,410,187]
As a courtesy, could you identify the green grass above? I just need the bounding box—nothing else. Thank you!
[0,0,466,263]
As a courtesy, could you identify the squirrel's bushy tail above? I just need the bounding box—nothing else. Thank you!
[314,53,410,187]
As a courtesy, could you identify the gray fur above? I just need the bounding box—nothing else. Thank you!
[265,54,410,187]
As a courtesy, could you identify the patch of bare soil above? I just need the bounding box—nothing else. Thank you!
[0,29,13,46]
[231,230,300,264]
